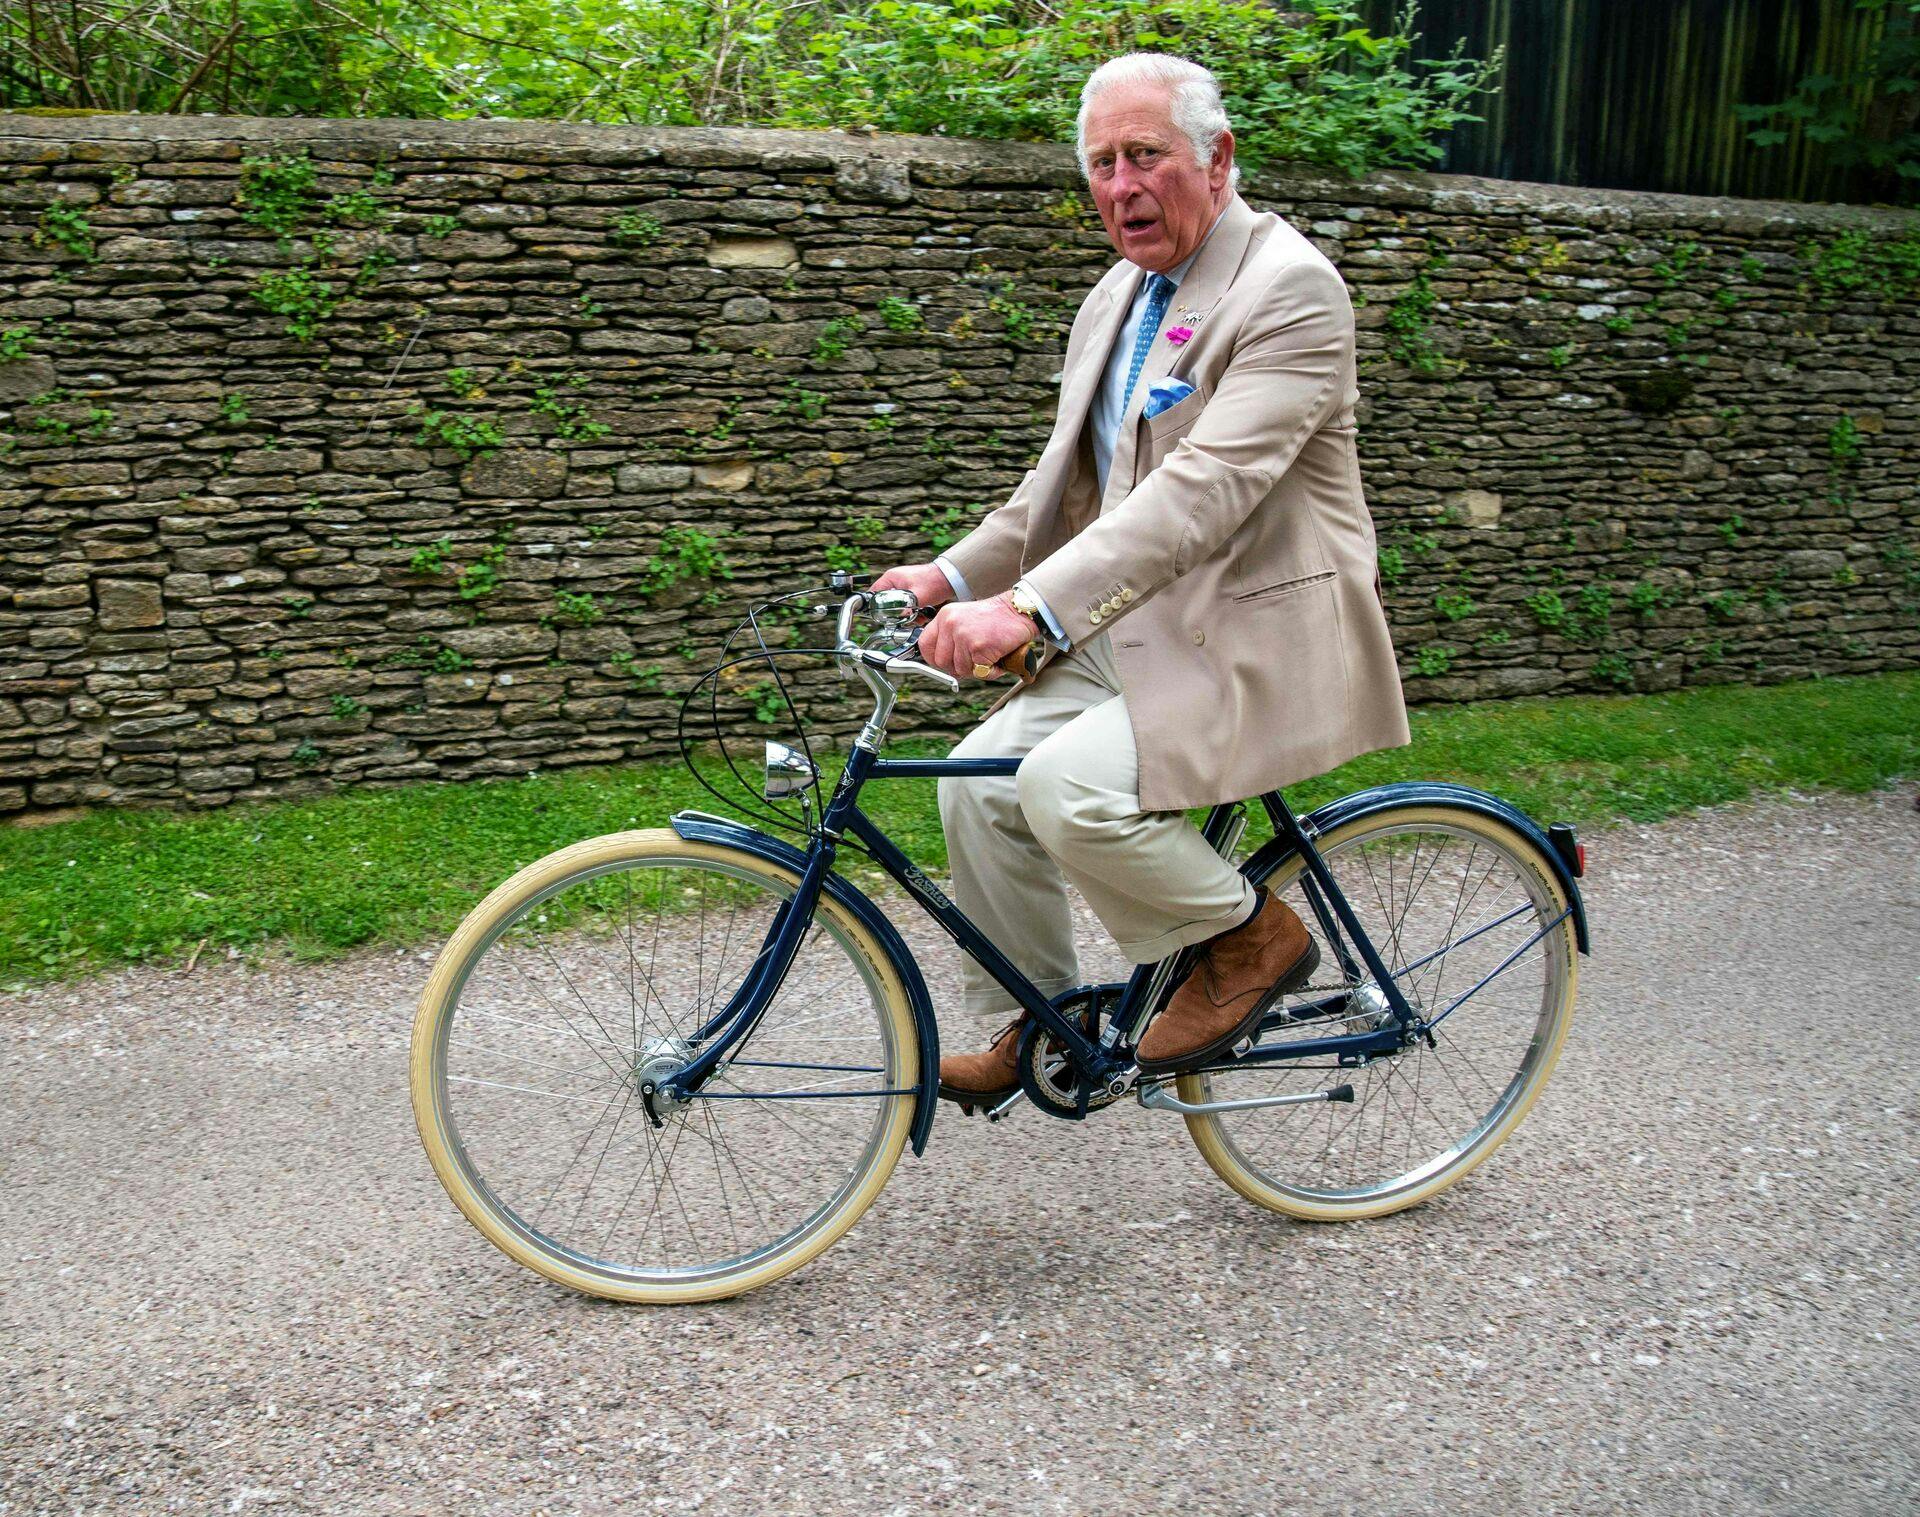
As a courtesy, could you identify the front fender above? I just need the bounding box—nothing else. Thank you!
[669,811,941,1156]
[1244,783,1591,955]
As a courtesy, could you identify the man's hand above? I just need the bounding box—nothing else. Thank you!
[919,595,1036,682]
[871,562,955,609]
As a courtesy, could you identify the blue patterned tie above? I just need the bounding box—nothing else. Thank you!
[1121,273,1176,413]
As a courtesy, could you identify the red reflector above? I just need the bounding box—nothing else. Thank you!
[1575,842,1587,876]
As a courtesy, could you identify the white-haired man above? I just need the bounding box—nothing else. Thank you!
[874,53,1410,1102]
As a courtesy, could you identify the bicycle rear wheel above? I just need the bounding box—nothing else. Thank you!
[1180,804,1578,1221]
[411,829,918,1303]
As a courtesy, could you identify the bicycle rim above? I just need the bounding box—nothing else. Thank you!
[1180,805,1578,1221]
[412,830,917,1302]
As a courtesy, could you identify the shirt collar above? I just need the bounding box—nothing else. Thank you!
[1134,202,1231,292]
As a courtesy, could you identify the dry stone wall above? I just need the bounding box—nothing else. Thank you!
[1,113,1916,815]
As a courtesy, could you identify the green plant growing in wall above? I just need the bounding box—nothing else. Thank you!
[218,392,252,426]
[877,296,925,333]
[251,263,340,342]
[1652,241,1702,288]
[1384,252,1450,375]
[611,211,663,248]
[1433,588,1476,621]
[0,325,37,362]
[550,589,604,627]
[1592,652,1634,688]
[457,535,511,601]
[237,150,319,239]
[813,316,862,363]
[1413,644,1454,677]
[33,201,96,263]
[1705,589,1747,620]
[330,694,366,720]
[920,504,971,551]
[641,526,734,597]
[987,282,1038,343]
[1376,544,1406,583]
[411,404,505,459]
[1797,228,1920,306]
[1628,579,1677,617]
[1602,312,1634,334]
[1828,413,1862,463]
[323,184,390,227]
[408,538,453,575]
[529,374,609,441]
[283,595,314,619]
[291,740,323,768]
[422,214,460,238]
[776,381,827,420]
[1718,512,1745,544]
[744,682,786,725]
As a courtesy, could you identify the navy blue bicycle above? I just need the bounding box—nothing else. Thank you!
[412,576,1590,1303]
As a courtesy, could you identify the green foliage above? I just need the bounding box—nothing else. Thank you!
[1384,253,1450,375]
[290,740,323,769]
[812,315,862,364]
[218,392,252,426]
[776,381,828,420]
[641,526,734,596]
[237,150,320,238]
[529,374,610,441]
[20,389,111,442]
[877,296,926,333]
[1592,652,1634,688]
[1717,512,1745,544]
[330,694,367,720]
[1413,644,1453,676]
[1705,589,1747,620]
[323,184,390,227]
[1734,0,1920,201]
[412,405,505,459]
[283,595,314,619]
[1628,579,1677,617]
[250,262,341,342]
[921,504,971,551]
[986,283,1039,343]
[1652,241,1703,287]
[1799,227,1920,304]
[3,3,1496,186]
[611,211,664,248]
[1546,344,1572,369]
[0,325,37,362]
[550,589,604,627]
[422,214,460,238]
[1602,312,1634,334]
[744,682,787,725]
[1829,413,1863,463]
[1376,544,1406,583]
[33,201,96,262]
[456,536,511,601]
[408,538,453,575]
[1433,588,1476,621]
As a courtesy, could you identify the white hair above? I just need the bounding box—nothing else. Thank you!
[1075,52,1240,193]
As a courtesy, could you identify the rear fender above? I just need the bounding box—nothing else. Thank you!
[669,811,941,1156]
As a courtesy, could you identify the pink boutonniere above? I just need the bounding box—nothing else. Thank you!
[1165,326,1194,346]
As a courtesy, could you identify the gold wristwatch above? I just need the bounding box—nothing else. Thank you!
[1008,582,1044,634]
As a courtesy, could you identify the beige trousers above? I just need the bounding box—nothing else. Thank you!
[937,633,1257,1016]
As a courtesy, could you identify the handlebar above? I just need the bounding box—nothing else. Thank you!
[832,587,960,693]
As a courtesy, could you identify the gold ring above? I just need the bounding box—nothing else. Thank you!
[971,663,995,680]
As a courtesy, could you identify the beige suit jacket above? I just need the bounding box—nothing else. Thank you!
[942,193,1411,810]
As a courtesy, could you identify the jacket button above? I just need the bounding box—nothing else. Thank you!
[1121,588,1135,603]
[1192,629,1205,646]
[1090,608,1103,625]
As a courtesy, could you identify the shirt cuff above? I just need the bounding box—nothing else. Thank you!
[934,554,972,603]
[1015,578,1071,649]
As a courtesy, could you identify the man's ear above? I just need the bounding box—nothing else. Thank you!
[1210,129,1236,192]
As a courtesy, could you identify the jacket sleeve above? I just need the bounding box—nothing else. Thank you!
[1020,257,1352,647]
[934,465,1039,600]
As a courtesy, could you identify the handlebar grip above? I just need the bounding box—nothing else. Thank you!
[995,637,1046,687]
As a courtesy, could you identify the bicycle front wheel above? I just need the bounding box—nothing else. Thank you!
[411,829,919,1303]
[1180,803,1578,1222]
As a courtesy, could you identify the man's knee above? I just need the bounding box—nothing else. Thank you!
[1017,732,1117,853]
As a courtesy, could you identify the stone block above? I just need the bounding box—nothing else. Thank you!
[704,234,799,269]
[693,461,755,491]
[96,579,165,629]
[461,449,568,499]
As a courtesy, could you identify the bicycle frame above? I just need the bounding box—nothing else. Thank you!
[662,749,1426,1110]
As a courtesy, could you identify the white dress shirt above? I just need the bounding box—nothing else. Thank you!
[937,206,1229,648]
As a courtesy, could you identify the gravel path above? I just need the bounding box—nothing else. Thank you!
[3,789,1917,1516]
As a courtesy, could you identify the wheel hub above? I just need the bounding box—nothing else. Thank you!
[635,1035,695,1123]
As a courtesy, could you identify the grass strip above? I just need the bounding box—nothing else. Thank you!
[2,672,1915,985]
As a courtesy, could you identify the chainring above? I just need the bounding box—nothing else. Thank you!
[1015,986,1125,1119]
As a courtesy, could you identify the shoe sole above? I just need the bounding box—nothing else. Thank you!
[937,1081,1018,1116]
[1134,936,1323,1076]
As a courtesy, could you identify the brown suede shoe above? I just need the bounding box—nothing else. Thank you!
[1135,887,1320,1073]
[937,1016,1027,1108]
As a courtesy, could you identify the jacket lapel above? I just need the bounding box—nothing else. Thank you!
[1104,195,1263,500]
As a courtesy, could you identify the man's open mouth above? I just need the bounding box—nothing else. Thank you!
[1123,216,1157,233]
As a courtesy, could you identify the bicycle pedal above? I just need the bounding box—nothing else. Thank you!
[1230,1036,1254,1058]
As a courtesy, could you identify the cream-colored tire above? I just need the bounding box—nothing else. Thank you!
[412,829,918,1303]
[1181,805,1578,1222]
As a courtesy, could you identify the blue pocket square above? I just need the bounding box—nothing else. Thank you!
[1143,378,1196,420]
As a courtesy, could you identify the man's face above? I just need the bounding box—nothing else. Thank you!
[1082,81,1234,273]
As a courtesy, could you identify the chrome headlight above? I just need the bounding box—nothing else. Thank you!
[763,740,816,799]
